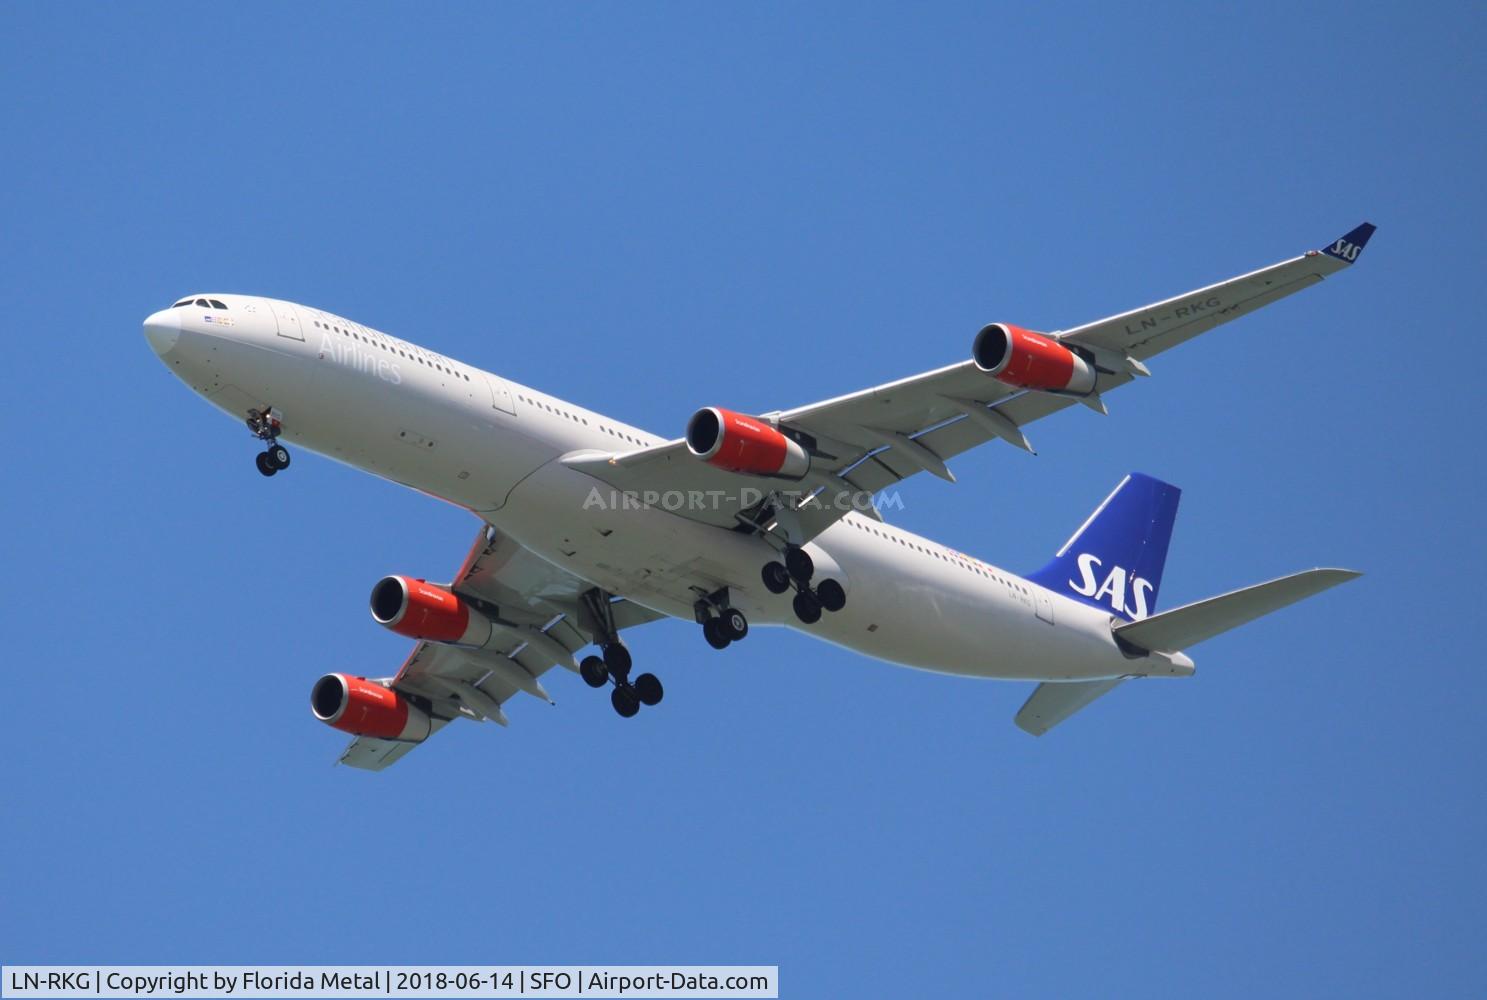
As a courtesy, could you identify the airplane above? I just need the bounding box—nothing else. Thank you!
[142,223,1374,769]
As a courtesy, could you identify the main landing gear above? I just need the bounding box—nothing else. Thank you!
[761,545,846,625]
[248,408,291,477]
[579,589,663,719]
[694,589,748,651]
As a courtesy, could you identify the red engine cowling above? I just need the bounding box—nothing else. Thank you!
[310,672,431,742]
[369,575,493,646]
[973,323,1097,395]
[686,407,810,480]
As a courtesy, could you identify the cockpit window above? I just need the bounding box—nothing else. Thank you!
[194,298,211,307]
[173,298,193,308]
[208,299,227,309]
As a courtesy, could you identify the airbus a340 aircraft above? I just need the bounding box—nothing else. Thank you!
[144,223,1372,769]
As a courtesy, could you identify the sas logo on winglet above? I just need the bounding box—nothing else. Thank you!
[1326,239,1363,262]
[1321,222,1375,263]
[1069,553,1154,620]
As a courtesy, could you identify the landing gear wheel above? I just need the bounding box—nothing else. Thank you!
[761,561,791,594]
[703,617,732,650]
[268,444,291,469]
[721,608,749,641]
[255,452,278,477]
[793,590,823,625]
[785,546,815,583]
[611,685,640,718]
[602,642,632,679]
[816,579,846,613]
[580,655,609,688]
[634,673,663,706]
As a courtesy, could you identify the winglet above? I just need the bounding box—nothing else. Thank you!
[1319,221,1376,264]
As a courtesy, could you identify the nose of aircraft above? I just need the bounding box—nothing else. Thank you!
[143,308,181,357]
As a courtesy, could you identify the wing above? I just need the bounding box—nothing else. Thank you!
[336,523,666,770]
[564,223,1375,543]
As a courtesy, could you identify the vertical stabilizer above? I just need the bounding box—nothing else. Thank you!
[1026,473,1181,621]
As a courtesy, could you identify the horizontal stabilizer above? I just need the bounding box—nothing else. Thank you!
[1114,568,1361,653]
[1015,678,1124,736]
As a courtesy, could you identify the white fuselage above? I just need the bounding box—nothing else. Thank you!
[143,295,1192,683]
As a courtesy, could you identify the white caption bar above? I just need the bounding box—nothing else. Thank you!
[0,968,778,999]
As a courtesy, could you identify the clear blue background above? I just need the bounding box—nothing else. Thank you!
[3,4,1482,996]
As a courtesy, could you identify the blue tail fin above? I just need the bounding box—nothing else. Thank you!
[1026,473,1181,621]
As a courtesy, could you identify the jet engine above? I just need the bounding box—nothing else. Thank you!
[369,575,497,646]
[973,323,1098,395]
[310,672,431,742]
[686,406,810,480]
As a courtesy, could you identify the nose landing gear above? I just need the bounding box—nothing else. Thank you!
[247,408,291,477]
[763,545,847,625]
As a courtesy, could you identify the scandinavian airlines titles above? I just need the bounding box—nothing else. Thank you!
[1069,552,1154,619]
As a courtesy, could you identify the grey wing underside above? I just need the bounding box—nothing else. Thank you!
[562,235,1361,544]
[337,524,665,770]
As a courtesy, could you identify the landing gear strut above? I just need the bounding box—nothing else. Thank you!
[764,545,847,625]
[247,408,290,477]
[694,588,748,650]
[785,546,814,584]
[580,588,663,718]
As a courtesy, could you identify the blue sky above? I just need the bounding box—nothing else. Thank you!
[2,3,1483,996]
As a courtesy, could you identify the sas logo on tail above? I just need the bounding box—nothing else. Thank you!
[1069,553,1153,619]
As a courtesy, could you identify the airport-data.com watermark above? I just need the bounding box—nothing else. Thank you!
[581,486,905,514]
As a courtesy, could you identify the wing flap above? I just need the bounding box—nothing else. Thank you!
[775,360,1018,448]
[338,718,451,771]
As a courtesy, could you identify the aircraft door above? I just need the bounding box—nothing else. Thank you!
[270,301,305,341]
[1035,591,1054,625]
[486,375,515,415]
